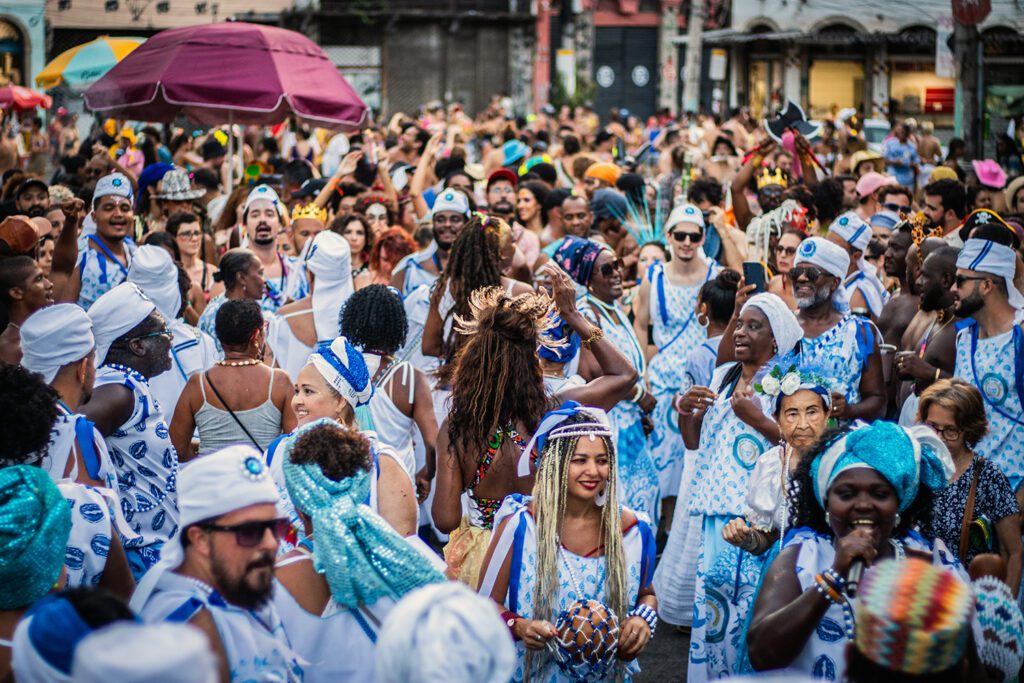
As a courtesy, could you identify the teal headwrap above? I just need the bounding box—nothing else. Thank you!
[810,421,953,513]
[0,466,72,609]
[282,419,444,609]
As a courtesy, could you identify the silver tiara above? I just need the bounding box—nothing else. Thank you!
[547,422,613,441]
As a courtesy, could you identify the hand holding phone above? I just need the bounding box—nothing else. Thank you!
[742,261,767,294]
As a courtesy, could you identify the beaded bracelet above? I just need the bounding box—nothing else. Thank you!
[814,573,844,605]
[628,603,658,638]
[822,568,846,591]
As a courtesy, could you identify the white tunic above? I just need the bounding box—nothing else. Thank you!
[364,355,419,480]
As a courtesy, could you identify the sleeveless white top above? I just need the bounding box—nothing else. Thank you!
[43,405,116,487]
[364,355,418,480]
[149,320,217,418]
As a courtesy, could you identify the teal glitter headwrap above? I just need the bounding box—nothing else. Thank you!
[282,419,445,609]
[0,466,72,609]
[810,421,953,513]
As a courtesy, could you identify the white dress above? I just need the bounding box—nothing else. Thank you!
[478,496,655,683]
[363,354,419,480]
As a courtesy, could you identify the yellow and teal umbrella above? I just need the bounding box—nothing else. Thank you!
[36,36,146,90]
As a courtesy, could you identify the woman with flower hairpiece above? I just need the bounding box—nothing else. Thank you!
[478,404,658,683]
[676,292,802,682]
[687,364,832,680]
[747,421,959,680]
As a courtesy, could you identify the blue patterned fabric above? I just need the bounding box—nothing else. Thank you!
[197,293,227,354]
[60,484,114,587]
[799,315,871,405]
[76,241,136,310]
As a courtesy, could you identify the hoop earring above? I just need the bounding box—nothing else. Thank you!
[595,487,607,507]
[697,313,709,328]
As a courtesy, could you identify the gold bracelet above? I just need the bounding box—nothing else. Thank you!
[581,325,604,348]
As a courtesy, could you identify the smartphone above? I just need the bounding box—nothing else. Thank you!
[742,261,767,294]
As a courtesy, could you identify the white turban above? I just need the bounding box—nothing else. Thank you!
[829,211,871,252]
[129,445,279,612]
[308,336,374,410]
[376,582,516,683]
[127,245,182,323]
[72,622,217,683]
[957,238,1024,310]
[305,230,353,341]
[741,292,803,358]
[87,282,156,366]
[20,305,95,383]
[793,236,852,312]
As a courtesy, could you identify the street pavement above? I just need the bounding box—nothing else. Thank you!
[635,625,690,681]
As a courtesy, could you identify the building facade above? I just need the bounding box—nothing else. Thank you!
[0,0,45,89]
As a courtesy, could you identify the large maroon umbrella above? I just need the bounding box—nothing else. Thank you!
[83,22,367,130]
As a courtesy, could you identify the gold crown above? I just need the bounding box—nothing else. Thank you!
[756,167,788,190]
[290,202,327,223]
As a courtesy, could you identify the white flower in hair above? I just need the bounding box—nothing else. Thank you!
[780,371,802,396]
[759,374,781,396]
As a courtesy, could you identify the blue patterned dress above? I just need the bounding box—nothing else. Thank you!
[799,315,873,405]
[646,262,718,499]
[94,364,180,578]
[480,496,655,683]
[581,294,660,524]
[953,323,1024,490]
[76,237,136,309]
[687,362,774,681]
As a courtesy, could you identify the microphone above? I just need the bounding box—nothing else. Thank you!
[845,559,865,598]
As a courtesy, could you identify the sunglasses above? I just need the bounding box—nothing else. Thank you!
[955,274,990,288]
[882,202,907,213]
[788,265,827,282]
[671,230,703,243]
[201,517,290,547]
[775,245,798,256]
[598,259,623,278]
[131,325,173,342]
[176,230,202,239]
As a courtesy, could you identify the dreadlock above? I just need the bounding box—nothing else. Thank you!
[431,215,512,379]
[527,410,627,681]
[446,287,555,457]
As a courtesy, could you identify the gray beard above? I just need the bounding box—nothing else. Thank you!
[795,283,834,310]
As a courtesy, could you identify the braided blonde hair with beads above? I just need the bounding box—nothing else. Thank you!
[526,410,628,681]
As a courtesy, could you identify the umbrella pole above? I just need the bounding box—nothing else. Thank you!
[226,110,234,193]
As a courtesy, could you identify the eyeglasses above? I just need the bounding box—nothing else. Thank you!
[671,230,703,243]
[775,245,798,256]
[176,230,202,239]
[131,325,173,341]
[954,275,990,288]
[788,265,827,282]
[924,421,963,442]
[598,259,623,278]
[201,517,290,547]
[882,202,908,213]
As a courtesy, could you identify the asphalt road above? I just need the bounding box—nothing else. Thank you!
[635,625,690,681]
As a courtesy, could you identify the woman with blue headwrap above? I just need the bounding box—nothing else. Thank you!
[747,421,957,681]
[678,292,802,681]
[273,420,446,683]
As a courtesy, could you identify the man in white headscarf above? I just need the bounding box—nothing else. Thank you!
[827,210,888,320]
[266,230,353,379]
[789,236,886,422]
[73,622,218,683]
[952,236,1024,493]
[128,245,217,416]
[242,184,308,313]
[80,282,180,580]
[130,445,302,682]
[376,582,515,683]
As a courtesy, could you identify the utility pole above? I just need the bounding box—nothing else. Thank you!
[954,20,981,159]
[681,0,703,113]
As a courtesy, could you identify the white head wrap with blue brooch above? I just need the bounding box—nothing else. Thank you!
[755,363,834,415]
[243,184,283,217]
[129,444,279,612]
[309,336,375,411]
[810,421,953,514]
[792,236,852,312]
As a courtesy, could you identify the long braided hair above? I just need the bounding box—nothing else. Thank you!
[527,410,627,680]
[432,214,513,382]
[446,286,554,459]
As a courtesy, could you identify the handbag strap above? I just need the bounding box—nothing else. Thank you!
[958,456,984,564]
[203,372,263,451]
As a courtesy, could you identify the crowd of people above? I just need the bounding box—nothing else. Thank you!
[1,97,1024,682]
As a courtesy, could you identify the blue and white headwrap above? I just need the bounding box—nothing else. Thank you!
[829,211,872,252]
[810,422,953,513]
[282,418,445,609]
[792,236,852,312]
[518,401,613,476]
[309,336,374,410]
[538,314,580,364]
[956,238,1024,310]
[754,363,834,415]
[11,595,117,682]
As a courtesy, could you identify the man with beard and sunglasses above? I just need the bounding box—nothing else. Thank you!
[130,445,303,683]
[787,236,886,422]
[242,185,308,313]
[893,246,960,424]
[952,231,1024,497]
[70,173,136,309]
